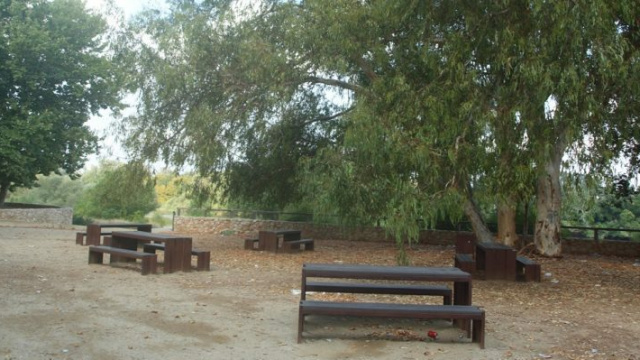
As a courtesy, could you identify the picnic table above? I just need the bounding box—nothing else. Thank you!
[298,263,483,347]
[258,229,301,253]
[84,223,152,246]
[110,231,193,273]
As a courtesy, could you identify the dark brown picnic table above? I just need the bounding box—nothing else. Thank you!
[110,231,192,273]
[258,229,301,253]
[298,263,482,345]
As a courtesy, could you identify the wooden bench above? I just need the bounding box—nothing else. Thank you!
[298,301,485,348]
[306,282,452,305]
[143,243,210,271]
[282,238,314,253]
[516,256,541,282]
[88,245,157,275]
[76,231,111,245]
[244,238,260,250]
[454,253,476,274]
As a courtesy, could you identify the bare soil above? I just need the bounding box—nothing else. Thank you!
[1,223,639,360]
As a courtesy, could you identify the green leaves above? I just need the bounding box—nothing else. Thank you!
[119,0,640,257]
[0,0,123,204]
[75,161,158,221]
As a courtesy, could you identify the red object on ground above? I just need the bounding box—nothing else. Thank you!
[427,330,438,340]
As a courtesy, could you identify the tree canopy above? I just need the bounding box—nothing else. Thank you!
[121,0,640,258]
[0,0,124,205]
[75,161,158,221]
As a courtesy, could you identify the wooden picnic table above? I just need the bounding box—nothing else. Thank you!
[298,263,482,346]
[85,223,152,246]
[110,231,192,273]
[258,229,301,253]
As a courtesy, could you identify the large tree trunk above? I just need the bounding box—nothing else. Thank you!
[534,138,564,257]
[463,197,494,243]
[497,197,518,247]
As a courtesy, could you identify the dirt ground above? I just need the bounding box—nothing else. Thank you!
[1,223,639,360]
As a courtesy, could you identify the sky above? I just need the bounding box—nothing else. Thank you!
[83,0,167,170]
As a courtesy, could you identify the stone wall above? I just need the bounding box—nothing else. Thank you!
[175,216,397,242]
[0,207,73,228]
[175,216,640,258]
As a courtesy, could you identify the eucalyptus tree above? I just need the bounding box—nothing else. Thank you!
[122,0,639,258]
[509,3,640,256]
[0,0,124,205]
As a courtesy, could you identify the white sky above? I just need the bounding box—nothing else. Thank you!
[83,0,167,170]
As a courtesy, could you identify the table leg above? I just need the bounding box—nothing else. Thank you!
[86,224,101,246]
[260,232,279,253]
[453,281,473,334]
[484,249,502,279]
[164,238,192,273]
[475,247,486,271]
[504,249,517,281]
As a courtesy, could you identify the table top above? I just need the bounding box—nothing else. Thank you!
[111,231,190,241]
[89,223,152,228]
[302,263,471,281]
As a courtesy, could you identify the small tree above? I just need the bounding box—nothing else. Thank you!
[0,0,124,205]
[7,173,84,207]
[75,161,157,221]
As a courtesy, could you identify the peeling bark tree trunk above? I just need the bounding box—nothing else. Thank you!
[534,139,564,257]
[497,198,518,247]
[463,197,494,243]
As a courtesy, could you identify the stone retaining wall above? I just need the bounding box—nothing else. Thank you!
[175,216,640,258]
[0,207,73,228]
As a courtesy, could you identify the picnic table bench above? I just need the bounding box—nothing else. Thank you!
[244,238,261,250]
[282,238,314,253]
[454,253,476,275]
[143,243,210,271]
[88,245,157,275]
[298,301,485,348]
[298,263,483,347]
[516,256,541,282]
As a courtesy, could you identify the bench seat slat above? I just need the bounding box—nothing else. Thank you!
[142,243,210,271]
[454,253,476,274]
[516,256,541,282]
[282,238,314,253]
[301,301,483,317]
[305,282,452,305]
[88,245,157,275]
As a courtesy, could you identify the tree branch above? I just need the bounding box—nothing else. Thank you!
[302,106,355,127]
[303,76,364,93]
